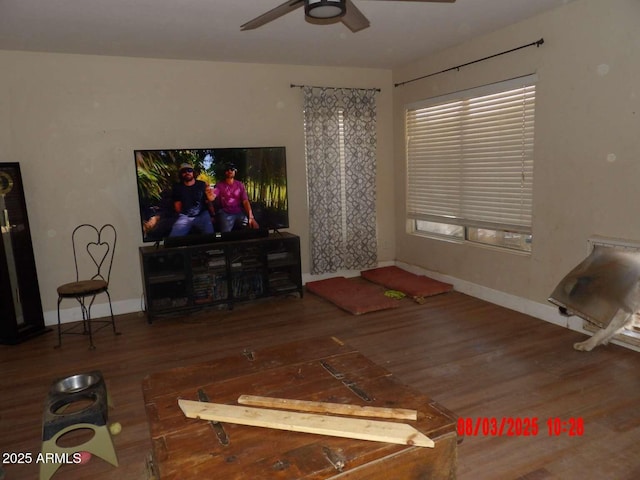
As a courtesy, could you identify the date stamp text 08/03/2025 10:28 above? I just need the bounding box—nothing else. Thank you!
[457,417,584,437]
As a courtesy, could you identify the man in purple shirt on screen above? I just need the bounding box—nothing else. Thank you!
[212,163,260,232]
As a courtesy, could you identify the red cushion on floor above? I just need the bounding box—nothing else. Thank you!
[306,276,400,315]
[361,266,453,299]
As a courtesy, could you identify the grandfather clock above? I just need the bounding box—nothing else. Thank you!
[0,162,48,344]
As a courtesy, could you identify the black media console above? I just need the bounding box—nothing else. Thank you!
[139,232,302,322]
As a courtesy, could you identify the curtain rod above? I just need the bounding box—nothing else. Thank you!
[290,83,381,93]
[394,38,544,88]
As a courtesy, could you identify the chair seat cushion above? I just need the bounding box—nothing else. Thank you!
[57,279,108,297]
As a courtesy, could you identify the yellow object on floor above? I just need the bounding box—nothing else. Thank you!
[384,290,406,299]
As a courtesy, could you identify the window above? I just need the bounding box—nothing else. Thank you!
[406,75,536,252]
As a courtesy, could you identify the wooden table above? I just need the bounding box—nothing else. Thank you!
[142,336,458,479]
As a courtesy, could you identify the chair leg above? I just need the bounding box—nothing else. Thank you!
[55,297,63,349]
[105,290,120,336]
[79,296,89,334]
[86,295,97,350]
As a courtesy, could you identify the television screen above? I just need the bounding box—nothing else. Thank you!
[135,147,289,243]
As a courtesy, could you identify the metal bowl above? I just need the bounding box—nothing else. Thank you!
[53,373,100,394]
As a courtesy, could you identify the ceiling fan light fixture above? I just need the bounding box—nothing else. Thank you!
[305,0,346,20]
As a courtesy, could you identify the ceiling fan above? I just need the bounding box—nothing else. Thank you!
[241,0,456,33]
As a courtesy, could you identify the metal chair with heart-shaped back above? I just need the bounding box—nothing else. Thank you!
[55,224,120,349]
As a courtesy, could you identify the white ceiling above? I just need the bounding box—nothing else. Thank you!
[0,0,574,69]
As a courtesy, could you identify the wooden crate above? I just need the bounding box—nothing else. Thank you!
[142,336,458,479]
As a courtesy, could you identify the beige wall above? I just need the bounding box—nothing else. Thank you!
[0,51,394,320]
[392,0,640,306]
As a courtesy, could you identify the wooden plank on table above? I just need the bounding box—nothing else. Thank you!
[237,394,418,421]
[178,399,434,448]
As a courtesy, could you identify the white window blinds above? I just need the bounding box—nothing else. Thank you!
[406,75,536,234]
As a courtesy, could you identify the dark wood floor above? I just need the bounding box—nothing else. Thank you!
[2,288,639,479]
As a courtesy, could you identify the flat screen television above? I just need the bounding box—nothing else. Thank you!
[134,147,289,244]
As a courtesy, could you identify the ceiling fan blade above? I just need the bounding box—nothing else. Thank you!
[241,0,304,31]
[342,0,370,33]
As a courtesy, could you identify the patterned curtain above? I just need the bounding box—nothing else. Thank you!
[303,87,378,275]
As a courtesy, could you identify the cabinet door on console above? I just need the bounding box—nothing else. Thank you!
[140,249,190,317]
[265,236,303,297]
[189,246,229,305]
[228,242,266,301]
